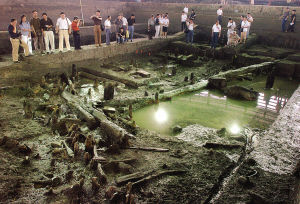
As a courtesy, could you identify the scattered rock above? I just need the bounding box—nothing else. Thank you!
[172,125,183,134]
[118,162,133,174]
[103,106,116,114]
[134,70,151,78]
[65,170,74,182]
[207,77,227,89]
[224,86,258,101]
[51,142,62,148]
[144,91,149,96]
[184,76,189,82]
[22,156,30,165]
[217,128,226,137]
[52,177,62,187]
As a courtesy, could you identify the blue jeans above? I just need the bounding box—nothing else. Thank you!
[211,32,219,48]
[282,19,287,32]
[106,29,111,45]
[128,26,134,41]
[186,30,194,43]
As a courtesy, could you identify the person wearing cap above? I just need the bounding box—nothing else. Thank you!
[56,12,72,52]
[90,10,103,46]
[72,17,81,50]
[147,15,155,40]
[30,10,44,53]
[40,13,55,54]
[104,16,112,45]
[8,19,29,62]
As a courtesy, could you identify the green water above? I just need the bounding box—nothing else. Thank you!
[133,76,299,135]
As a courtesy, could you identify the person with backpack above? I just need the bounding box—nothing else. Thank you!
[154,14,160,38]
[55,12,72,52]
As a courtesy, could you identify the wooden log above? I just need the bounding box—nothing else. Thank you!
[62,140,74,158]
[79,71,115,84]
[93,145,107,184]
[115,170,154,186]
[79,67,139,89]
[126,146,169,152]
[132,170,186,188]
[61,90,97,128]
[100,158,137,164]
[203,142,243,149]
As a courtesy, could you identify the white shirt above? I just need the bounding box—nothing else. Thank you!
[187,22,194,30]
[241,20,250,32]
[104,19,111,29]
[212,24,221,32]
[122,17,128,26]
[163,19,169,27]
[183,7,188,14]
[247,16,253,26]
[217,9,223,16]
[159,17,163,24]
[56,17,71,30]
[181,14,187,22]
[227,21,236,32]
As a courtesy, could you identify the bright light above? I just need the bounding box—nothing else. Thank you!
[230,124,240,134]
[154,108,168,123]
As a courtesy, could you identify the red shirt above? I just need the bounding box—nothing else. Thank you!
[72,21,80,31]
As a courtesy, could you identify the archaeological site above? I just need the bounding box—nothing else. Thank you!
[0,0,299,203]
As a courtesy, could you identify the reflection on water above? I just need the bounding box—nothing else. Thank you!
[133,76,299,135]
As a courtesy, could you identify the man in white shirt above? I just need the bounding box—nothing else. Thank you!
[246,13,253,37]
[217,6,223,24]
[55,12,72,52]
[104,16,112,45]
[186,19,194,44]
[227,18,236,37]
[181,11,188,32]
[241,16,250,43]
[183,5,188,14]
[211,20,221,49]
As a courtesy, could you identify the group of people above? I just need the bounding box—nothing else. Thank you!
[181,6,197,44]
[148,13,170,39]
[8,10,137,62]
[281,7,297,32]
[7,5,298,62]
[211,6,255,49]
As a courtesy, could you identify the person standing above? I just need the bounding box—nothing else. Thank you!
[72,17,81,50]
[148,15,155,40]
[246,13,253,37]
[281,7,290,32]
[217,6,223,25]
[154,14,161,38]
[183,4,189,14]
[186,19,194,44]
[241,16,250,43]
[56,12,72,52]
[121,14,128,42]
[90,10,103,46]
[104,16,112,45]
[159,14,164,38]
[287,10,296,32]
[19,15,33,55]
[181,11,188,32]
[211,20,221,49]
[190,9,196,21]
[114,15,123,43]
[227,18,236,38]
[40,13,55,54]
[127,14,135,42]
[30,10,44,53]
[8,19,29,62]
[162,15,169,38]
